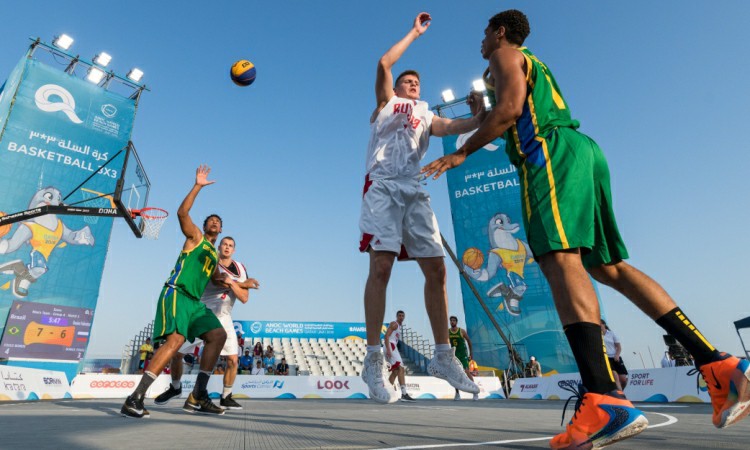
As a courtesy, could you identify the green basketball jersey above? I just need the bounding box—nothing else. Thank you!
[165,236,218,301]
[482,47,579,166]
[449,327,468,359]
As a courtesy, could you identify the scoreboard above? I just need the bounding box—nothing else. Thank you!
[0,301,92,361]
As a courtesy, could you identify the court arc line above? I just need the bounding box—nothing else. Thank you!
[378,411,678,449]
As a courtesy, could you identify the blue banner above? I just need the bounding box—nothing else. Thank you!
[443,128,578,374]
[235,321,385,340]
[0,56,137,365]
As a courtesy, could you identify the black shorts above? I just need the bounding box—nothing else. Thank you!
[608,357,628,375]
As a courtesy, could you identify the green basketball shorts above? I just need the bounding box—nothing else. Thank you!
[517,127,629,268]
[153,284,222,343]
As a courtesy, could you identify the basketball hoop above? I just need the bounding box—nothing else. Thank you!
[131,207,168,240]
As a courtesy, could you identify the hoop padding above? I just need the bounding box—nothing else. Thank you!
[136,207,168,240]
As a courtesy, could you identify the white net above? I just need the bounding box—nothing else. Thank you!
[80,189,115,225]
[137,207,168,240]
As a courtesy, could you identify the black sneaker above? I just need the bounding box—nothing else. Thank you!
[121,394,150,418]
[183,392,225,415]
[219,393,242,410]
[400,393,416,402]
[154,384,182,405]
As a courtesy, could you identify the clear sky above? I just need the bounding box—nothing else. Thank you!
[1,1,749,371]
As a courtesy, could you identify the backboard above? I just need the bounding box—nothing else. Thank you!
[114,142,151,238]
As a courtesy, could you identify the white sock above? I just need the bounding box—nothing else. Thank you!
[171,379,181,389]
[366,345,381,354]
[435,344,451,354]
[401,385,407,395]
[222,386,232,399]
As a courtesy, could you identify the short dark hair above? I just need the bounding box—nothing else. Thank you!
[203,214,223,229]
[396,310,405,316]
[488,10,530,46]
[395,70,420,86]
[220,236,234,245]
[449,316,458,322]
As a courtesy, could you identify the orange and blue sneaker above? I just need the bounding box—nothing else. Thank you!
[692,354,750,428]
[550,382,648,450]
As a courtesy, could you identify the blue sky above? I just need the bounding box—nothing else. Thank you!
[1,1,749,370]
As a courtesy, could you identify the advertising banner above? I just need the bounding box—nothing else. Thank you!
[235,321,377,340]
[508,367,709,403]
[0,57,137,365]
[0,365,70,401]
[70,374,503,400]
[442,128,578,374]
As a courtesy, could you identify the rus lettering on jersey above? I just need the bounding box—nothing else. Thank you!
[393,102,421,130]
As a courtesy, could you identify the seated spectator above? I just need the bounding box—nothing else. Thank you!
[263,348,276,373]
[252,342,263,364]
[251,359,265,376]
[276,357,290,376]
[240,349,253,373]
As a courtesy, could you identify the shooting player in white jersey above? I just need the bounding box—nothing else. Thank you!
[359,12,486,404]
[154,236,259,411]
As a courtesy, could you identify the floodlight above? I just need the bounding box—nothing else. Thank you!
[53,34,74,50]
[441,89,455,103]
[126,68,144,83]
[472,79,486,92]
[484,95,491,109]
[93,52,112,67]
[86,66,106,84]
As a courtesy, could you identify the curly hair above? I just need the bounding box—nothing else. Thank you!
[488,10,530,46]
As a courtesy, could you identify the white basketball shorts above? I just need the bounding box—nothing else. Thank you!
[359,176,444,260]
[178,315,238,357]
[386,341,403,372]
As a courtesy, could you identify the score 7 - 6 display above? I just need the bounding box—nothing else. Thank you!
[0,301,92,361]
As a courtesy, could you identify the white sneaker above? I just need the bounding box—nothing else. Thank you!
[472,393,479,401]
[428,348,480,394]
[454,391,461,401]
[361,352,398,404]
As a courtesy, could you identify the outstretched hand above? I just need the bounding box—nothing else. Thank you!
[195,164,215,187]
[414,12,431,35]
[467,91,486,118]
[421,152,467,180]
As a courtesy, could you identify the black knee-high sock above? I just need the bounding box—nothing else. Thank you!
[133,371,156,399]
[564,322,618,394]
[194,371,211,396]
[656,307,722,367]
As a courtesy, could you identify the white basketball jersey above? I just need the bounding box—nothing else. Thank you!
[389,322,402,345]
[365,96,434,179]
[201,260,248,318]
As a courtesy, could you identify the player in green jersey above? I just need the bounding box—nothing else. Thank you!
[121,165,228,419]
[422,9,750,449]
[449,316,477,401]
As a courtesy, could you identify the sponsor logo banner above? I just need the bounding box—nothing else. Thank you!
[0,366,70,401]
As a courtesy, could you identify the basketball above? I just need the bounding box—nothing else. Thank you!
[0,212,10,238]
[462,247,484,270]
[230,60,257,86]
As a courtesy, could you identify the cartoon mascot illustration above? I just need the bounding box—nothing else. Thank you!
[463,213,534,316]
[0,187,95,298]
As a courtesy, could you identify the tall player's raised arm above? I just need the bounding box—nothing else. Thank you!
[372,12,431,121]
[177,165,215,249]
[421,48,526,179]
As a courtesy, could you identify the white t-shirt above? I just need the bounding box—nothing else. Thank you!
[251,366,265,375]
[603,329,620,357]
[365,96,434,179]
[201,260,248,318]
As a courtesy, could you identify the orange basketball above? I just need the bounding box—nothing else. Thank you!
[462,247,484,270]
[0,212,10,238]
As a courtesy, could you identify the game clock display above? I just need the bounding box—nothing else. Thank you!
[0,301,92,361]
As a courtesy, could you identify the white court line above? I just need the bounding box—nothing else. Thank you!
[379,412,678,449]
[646,412,679,429]
[638,405,689,408]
